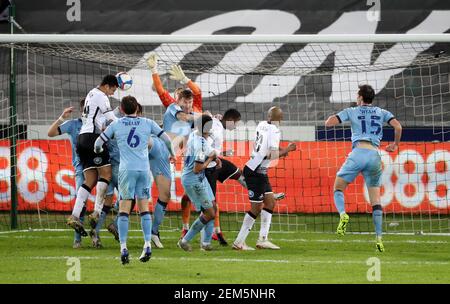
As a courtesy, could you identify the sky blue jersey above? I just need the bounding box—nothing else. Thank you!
[106,107,123,164]
[101,116,164,172]
[182,131,214,185]
[163,103,193,137]
[337,105,395,148]
[58,118,82,172]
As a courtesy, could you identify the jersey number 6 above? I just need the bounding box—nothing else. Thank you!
[127,127,140,148]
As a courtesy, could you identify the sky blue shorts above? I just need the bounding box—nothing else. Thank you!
[337,148,382,187]
[182,178,215,212]
[148,136,172,181]
[118,170,151,200]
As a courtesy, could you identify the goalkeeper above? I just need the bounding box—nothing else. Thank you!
[147,53,202,239]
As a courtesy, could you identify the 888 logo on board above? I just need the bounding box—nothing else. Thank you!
[363,148,450,209]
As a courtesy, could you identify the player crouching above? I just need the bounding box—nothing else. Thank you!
[177,114,219,252]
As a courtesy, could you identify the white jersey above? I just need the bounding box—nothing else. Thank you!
[246,121,280,174]
[80,87,116,134]
[207,118,224,168]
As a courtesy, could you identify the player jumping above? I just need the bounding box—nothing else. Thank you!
[67,75,119,237]
[325,84,402,252]
[147,53,202,239]
[47,99,85,248]
[94,96,175,264]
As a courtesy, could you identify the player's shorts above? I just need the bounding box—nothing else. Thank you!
[148,137,172,181]
[76,133,110,171]
[337,148,382,187]
[205,167,219,196]
[118,170,151,200]
[216,158,240,183]
[182,178,215,212]
[243,166,272,203]
[205,158,240,196]
[106,160,119,196]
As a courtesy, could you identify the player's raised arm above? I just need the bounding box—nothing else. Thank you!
[169,64,202,111]
[386,118,402,152]
[47,107,74,137]
[147,52,175,107]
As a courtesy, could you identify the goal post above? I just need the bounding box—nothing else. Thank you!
[0,33,449,234]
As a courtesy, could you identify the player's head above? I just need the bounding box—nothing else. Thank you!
[79,98,85,112]
[177,89,194,113]
[222,108,241,130]
[195,114,213,137]
[174,87,184,99]
[357,84,375,105]
[267,106,283,125]
[100,74,119,96]
[120,95,138,115]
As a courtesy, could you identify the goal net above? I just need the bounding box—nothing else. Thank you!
[0,34,449,234]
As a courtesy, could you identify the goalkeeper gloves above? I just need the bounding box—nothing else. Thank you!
[146,52,159,74]
[169,64,190,85]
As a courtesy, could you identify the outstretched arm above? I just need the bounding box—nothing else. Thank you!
[169,64,203,111]
[268,143,297,160]
[147,52,176,108]
[48,107,74,137]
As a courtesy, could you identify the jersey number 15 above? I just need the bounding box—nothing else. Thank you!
[358,115,381,135]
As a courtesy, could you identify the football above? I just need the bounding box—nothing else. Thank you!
[116,71,133,90]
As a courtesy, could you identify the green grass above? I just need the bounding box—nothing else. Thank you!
[2,212,449,234]
[0,229,449,284]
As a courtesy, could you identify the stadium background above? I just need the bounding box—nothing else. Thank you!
[0,0,449,223]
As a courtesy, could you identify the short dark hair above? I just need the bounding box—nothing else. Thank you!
[196,114,213,134]
[101,74,119,87]
[136,102,143,115]
[79,98,85,111]
[358,84,375,104]
[223,108,241,121]
[121,95,138,115]
[178,89,193,100]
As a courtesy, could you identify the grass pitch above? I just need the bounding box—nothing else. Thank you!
[0,229,449,284]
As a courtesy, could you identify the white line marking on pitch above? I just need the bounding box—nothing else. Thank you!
[3,234,447,244]
[26,256,449,265]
